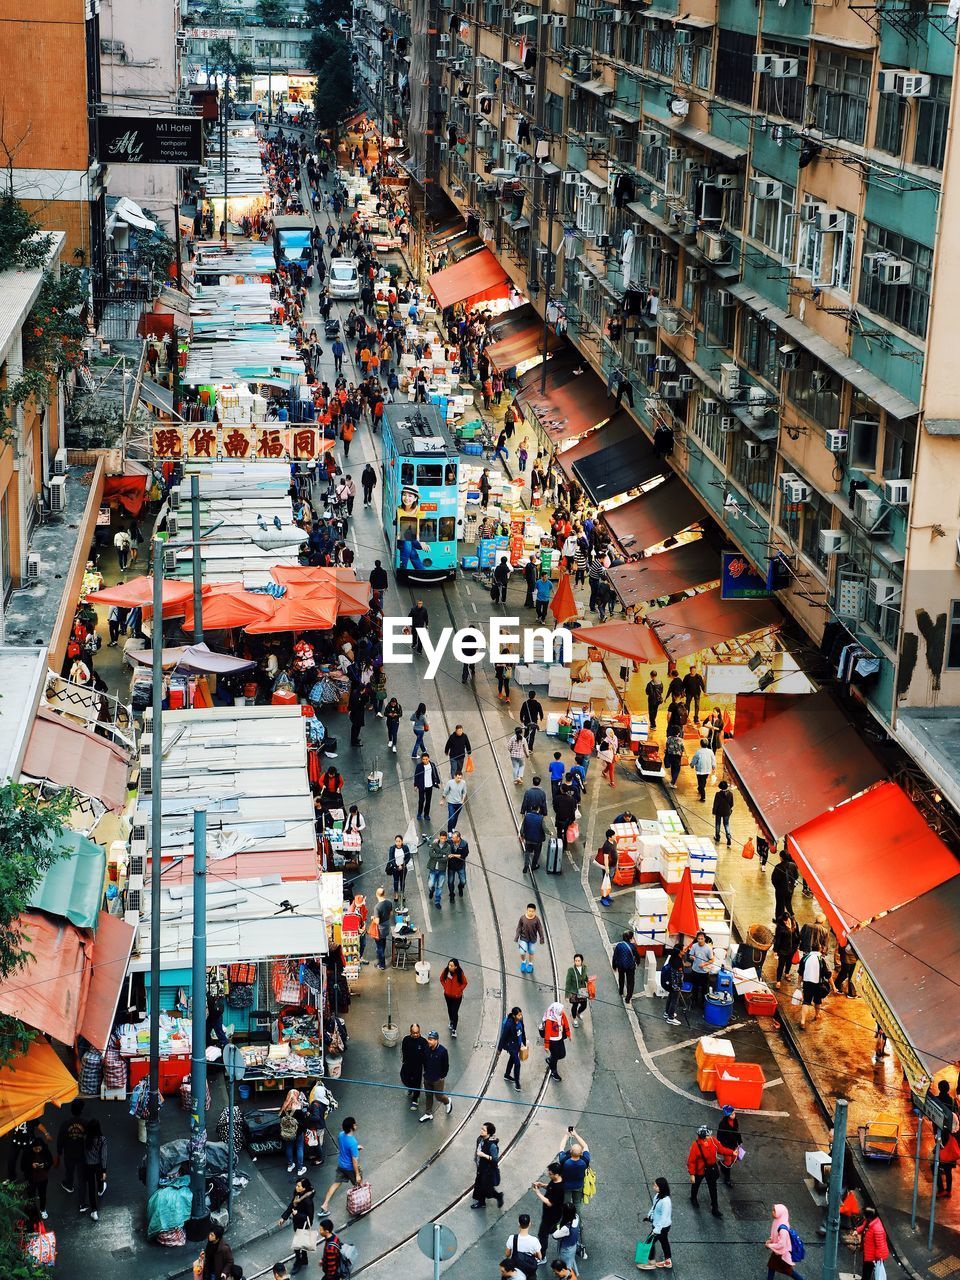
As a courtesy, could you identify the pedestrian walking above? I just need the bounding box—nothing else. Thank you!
[361,462,377,505]
[523,556,537,609]
[495,661,513,700]
[798,942,828,1030]
[57,1099,87,1195]
[645,671,664,728]
[372,886,393,969]
[493,555,510,604]
[280,1088,309,1175]
[712,780,734,845]
[539,1001,571,1081]
[414,752,441,821]
[552,1203,582,1274]
[498,1006,526,1089]
[471,1122,504,1209]
[661,944,684,1025]
[638,1178,673,1270]
[419,1031,453,1122]
[443,724,472,776]
[855,1207,889,1277]
[447,830,469,900]
[113,527,131,572]
[772,850,799,918]
[565,954,590,1028]
[199,1225,234,1279]
[686,1125,723,1217]
[764,1204,806,1280]
[386,834,411,900]
[598,733,617,787]
[520,807,546,873]
[318,1218,349,1280]
[278,1176,316,1274]
[506,1214,543,1274]
[22,1132,53,1222]
[410,703,429,758]
[612,930,638,1003]
[521,775,548,815]
[440,959,468,1036]
[515,903,545,974]
[558,1127,591,1206]
[401,1024,427,1109]
[716,1105,741,1187]
[664,728,684,788]
[520,690,545,752]
[426,831,450,906]
[319,1116,362,1212]
[534,572,554,620]
[571,720,595,769]
[772,911,800,987]
[533,1163,566,1253]
[410,599,429,653]
[690,739,716,801]
[443,771,467,832]
[683,664,706,723]
[383,696,402,752]
[508,726,531,783]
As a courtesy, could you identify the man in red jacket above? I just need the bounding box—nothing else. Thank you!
[686,1125,723,1217]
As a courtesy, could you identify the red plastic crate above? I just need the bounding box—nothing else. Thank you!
[716,1063,766,1110]
[745,991,779,1017]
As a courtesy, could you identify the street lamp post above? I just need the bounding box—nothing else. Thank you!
[190,473,204,643]
[188,807,209,1227]
[145,539,165,1199]
[540,171,558,396]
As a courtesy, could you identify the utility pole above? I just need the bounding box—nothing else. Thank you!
[188,808,209,1226]
[268,51,273,127]
[540,172,558,396]
[190,473,204,642]
[822,1097,848,1280]
[145,539,165,1199]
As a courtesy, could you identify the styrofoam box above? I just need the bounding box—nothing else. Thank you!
[548,674,572,700]
[696,895,726,922]
[639,833,662,859]
[635,886,670,916]
[546,712,563,736]
[658,810,684,833]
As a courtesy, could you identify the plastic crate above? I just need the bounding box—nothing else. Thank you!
[463,441,484,456]
[716,1063,766,1111]
[745,990,779,1017]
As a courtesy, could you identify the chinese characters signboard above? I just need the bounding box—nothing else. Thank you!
[152,425,333,462]
[720,552,773,600]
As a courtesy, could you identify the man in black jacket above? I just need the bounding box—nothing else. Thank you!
[712,780,734,846]
[493,555,510,605]
[520,690,544,751]
[554,785,577,849]
[410,599,429,654]
[414,753,441,820]
[771,849,798,920]
[523,557,538,609]
[683,664,706,723]
[520,775,548,816]
[443,724,472,776]
[369,559,388,611]
[420,1032,453,1121]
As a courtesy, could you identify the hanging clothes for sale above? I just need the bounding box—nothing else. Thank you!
[517,118,531,145]
[620,227,636,288]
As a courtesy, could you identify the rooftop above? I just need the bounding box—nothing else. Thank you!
[0,646,49,781]
[895,707,960,816]
[0,232,66,369]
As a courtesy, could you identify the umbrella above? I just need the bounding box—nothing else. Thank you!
[244,594,338,634]
[126,643,257,676]
[182,585,276,632]
[550,572,578,625]
[85,576,193,610]
[574,620,666,665]
[668,866,700,939]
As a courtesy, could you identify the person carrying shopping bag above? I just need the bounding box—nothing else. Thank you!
[278,1176,316,1274]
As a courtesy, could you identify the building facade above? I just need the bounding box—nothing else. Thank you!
[362,0,960,790]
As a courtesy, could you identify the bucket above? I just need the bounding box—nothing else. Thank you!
[237,1082,251,1101]
[414,960,431,986]
[704,991,733,1028]
[381,1023,400,1048]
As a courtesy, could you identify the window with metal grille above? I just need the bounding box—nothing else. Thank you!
[881,415,917,481]
[702,288,734,348]
[748,179,796,258]
[619,24,643,68]
[545,91,564,135]
[645,22,675,77]
[914,75,951,169]
[785,357,843,431]
[757,38,807,122]
[873,89,906,157]
[715,28,755,106]
[731,433,775,508]
[739,313,780,385]
[690,407,728,463]
[857,222,932,339]
[811,49,871,144]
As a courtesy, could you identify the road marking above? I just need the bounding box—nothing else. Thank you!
[649,1022,751,1057]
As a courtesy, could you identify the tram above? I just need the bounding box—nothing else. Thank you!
[381,403,462,582]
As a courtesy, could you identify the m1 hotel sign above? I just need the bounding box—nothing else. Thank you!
[96,115,204,166]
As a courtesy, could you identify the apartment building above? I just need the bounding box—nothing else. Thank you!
[365,0,960,794]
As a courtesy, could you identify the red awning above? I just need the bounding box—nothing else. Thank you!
[646,586,782,661]
[427,248,510,310]
[484,304,564,371]
[603,479,706,553]
[0,1040,78,1136]
[103,475,147,516]
[606,539,719,607]
[514,350,612,444]
[574,620,666,664]
[23,707,131,812]
[722,692,887,842]
[788,782,960,937]
[555,412,638,480]
[85,575,193,610]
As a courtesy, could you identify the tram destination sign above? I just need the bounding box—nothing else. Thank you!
[97,115,204,166]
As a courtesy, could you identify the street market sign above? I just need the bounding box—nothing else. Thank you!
[152,424,334,462]
[97,115,204,166]
[721,551,773,600]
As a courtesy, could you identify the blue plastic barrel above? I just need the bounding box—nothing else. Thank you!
[704,990,733,1028]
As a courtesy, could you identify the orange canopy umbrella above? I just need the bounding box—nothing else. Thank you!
[182,584,277,632]
[86,575,193,610]
[550,572,578,625]
[668,866,701,940]
[271,565,339,587]
[244,593,339,634]
[285,578,373,616]
[574,620,666,665]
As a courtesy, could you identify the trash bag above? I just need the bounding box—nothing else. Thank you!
[147,1175,193,1238]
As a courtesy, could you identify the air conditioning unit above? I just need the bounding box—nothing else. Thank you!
[884,478,912,506]
[877,69,909,93]
[895,72,931,98]
[562,171,578,185]
[48,475,66,512]
[719,363,740,398]
[824,429,848,453]
[126,873,145,914]
[553,14,568,28]
[661,381,682,398]
[855,488,883,528]
[167,514,180,538]
[719,416,738,433]
[139,761,152,793]
[878,257,913,286]
[169,486,181,511]
[753,54,776,74]
[799,197,824,224]
[657,307,684,335]
[713,174,739,189]
[655,354,676,373]
[700,398,720,416]
[675,29,695,46]
[677,374,695,392]
[819,529,850,556]
[778,344,800,370]
[664,147,683,162]
[779,471,800,494]
[749,176,782,200]
[785,479,811,503]
[769,57,800,79]
[163,547,178,574]
[813,208,844,234]
[596,233,611,248]
[25,552,41,582]
[53,447,67,476]
[638,129,662,147]
[745,440,768,462]
[869,576,901,606]
[699,231,727,262]
[633,338,654,355]
[716,289,736,308]
[810,371,829,392]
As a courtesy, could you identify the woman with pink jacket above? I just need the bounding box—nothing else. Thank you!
[765,1204,807,1280]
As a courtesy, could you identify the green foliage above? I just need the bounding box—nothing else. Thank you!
[0,782,72,1066]
[131,209,175,287]
[310,35,357,129]
[305,0,352,28]
[0,196,53,275]
[256,0,289,24]
[208,38,255,79]
[0,1183,48,1280]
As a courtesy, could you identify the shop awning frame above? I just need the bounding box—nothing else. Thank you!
[573,620,666,664]
[514,348,613,444]
[427,247,510,311]
[603,477,707,553]
[646,585,783,661]
[606,539,720,606]
[573,436,665,505]
[484,303,564,371]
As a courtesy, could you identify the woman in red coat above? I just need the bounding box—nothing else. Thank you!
[539,1001,571,1082]
[440,959,468,1038]
[855,1206,889,1280]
